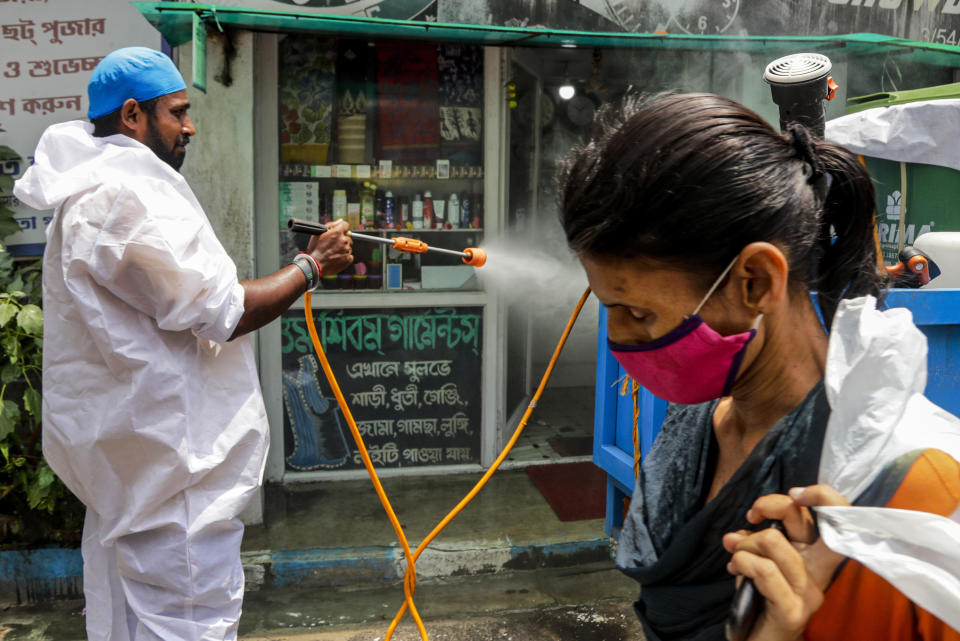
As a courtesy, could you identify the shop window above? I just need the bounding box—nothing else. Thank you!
[277,36,484,292]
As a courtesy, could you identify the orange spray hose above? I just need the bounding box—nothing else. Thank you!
[304,287,593,640]
[303,292,428,639]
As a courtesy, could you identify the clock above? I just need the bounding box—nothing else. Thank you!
[602,0,671,33]
[669,0,741,34]
[564,94,597,129]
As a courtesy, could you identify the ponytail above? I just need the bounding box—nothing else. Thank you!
[812,139,887,325]
[558,93,888,328]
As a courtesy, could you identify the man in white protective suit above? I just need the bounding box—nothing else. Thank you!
[14,47,353,640]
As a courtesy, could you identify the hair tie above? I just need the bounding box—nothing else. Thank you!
[787,123,824,184]
[787,123,830,202]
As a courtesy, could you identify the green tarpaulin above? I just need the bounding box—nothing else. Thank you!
[133,1,960,67]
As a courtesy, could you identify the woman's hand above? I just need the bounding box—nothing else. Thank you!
[722,485,850,641]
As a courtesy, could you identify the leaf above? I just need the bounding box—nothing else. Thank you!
[0,399,20,439]
[0,442,8,462]
[35,463,54,489]
[294,129,311,145]
[7,274,23,294]
[0,174,12,194]
[16,304,42,336]
[2,334,19,364]
[1,362,19,384]
[313,123,329,144]
[0,214,20,240]
[22,387,40,419]
[27,476,50,509]
[0,301,16,327]
[0,144,19,161]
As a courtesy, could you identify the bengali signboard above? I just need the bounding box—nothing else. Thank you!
[0,0,160,256]
[280,305,483,471]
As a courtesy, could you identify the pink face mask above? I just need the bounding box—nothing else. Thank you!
[607,257,761,405]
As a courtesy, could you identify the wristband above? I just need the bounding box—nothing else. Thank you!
[300,252,322,281]
[292,255,318,292]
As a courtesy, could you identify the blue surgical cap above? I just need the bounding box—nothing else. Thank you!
[87,47,187,120]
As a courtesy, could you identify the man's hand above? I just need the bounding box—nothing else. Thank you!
[229,221,354,340]
[307,219,353,276]
[721,485,850,641]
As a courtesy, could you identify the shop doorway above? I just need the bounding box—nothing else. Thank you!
[501,50,600,467]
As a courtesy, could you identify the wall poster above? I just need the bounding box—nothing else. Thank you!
[0,0,161,257]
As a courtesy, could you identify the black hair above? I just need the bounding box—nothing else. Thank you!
[91,96,161,137]
[557,92,886,325]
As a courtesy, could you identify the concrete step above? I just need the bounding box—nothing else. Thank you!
[243,468,611,591]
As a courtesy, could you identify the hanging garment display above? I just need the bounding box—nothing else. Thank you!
[376,42,440,161]
[279,36,336,164]
[335,39,372,164]
[437,44,483,166]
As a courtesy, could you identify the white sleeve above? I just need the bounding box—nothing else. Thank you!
[73,182,245,344]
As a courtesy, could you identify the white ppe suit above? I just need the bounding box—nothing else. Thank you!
[14,121,268,640]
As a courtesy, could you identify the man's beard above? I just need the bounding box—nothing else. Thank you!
[145,118,186,171]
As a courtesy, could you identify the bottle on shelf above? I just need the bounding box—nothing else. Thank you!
[412,193,424,230]
[360,184,375,229]
[461,191,471,229]
[384,191,395,229]
[319,191,330,223]
[423,191,434,229]
[332,189,347,223]
[447,193,460,229]
[347,201,361,230]
[375,190,386,229]
[400,198,410,230]
[434,198,446,229]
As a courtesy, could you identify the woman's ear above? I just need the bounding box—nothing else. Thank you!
[733,242,789,314]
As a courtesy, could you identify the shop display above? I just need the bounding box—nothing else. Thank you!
[278,37,335,165]
[279,181,318,227]
[335,40,372,164]
[438,44,483,166]
[376,42,440,161]
[278,38,484,292]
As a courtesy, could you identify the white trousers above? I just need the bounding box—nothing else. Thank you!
[81,510,245,641]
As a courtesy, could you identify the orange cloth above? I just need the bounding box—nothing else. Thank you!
[805,449,960,641]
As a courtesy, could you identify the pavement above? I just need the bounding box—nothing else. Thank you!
[1,561,645,640]
[1,383,622,638]
[1,461,637,640]
[243,466,611,591]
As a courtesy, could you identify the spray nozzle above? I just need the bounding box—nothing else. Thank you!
[462,248,487,268]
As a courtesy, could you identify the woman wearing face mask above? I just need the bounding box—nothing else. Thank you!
[558,93,960,641]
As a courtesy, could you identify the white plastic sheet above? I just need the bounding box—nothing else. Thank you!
[825,98,960,172]
[818,296,960,631]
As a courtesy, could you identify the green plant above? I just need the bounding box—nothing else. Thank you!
[0,132,83,545]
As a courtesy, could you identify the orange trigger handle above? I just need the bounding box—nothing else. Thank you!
[392,237,429,254]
